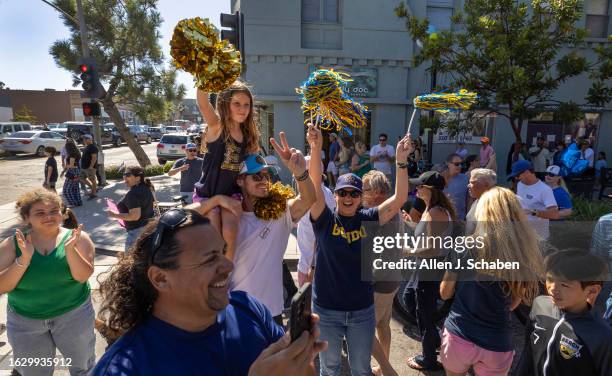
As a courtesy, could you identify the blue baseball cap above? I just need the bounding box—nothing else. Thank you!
[239,154,276,175]
[186,143,197,149]
[335,173,363,192]
[507,160,533,181]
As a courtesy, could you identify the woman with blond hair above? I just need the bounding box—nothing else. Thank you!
[0,189,96,375]
[439,187,544,376]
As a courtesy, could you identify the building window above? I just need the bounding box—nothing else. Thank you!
[426,6,453,31]
[301,0,342,49]
[586,0,609,38]
[302,0,339,23]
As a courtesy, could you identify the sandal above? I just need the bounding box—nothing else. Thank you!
[406,355,443,371]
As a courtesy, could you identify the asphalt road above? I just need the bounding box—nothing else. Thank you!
[0,142,160,206]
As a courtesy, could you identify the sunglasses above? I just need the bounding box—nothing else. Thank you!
[449,162,462,167]
[249,171,271,182]
[123,172,133,177]
[188,149,198,152]
[379,138,387,142]
[337,189,362,198]
[546,173,559,177]
[149,209,189,263]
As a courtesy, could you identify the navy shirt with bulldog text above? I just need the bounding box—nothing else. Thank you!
[311,205,378,311]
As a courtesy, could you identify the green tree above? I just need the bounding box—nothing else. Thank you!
[128,69,186,125]
[396,0,594,143]
[12,105,37,123]
[586,35,612,107]
[0,81,6,90]
[49,0,183,166]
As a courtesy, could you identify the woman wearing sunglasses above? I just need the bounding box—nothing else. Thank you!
[106,166,156,251]
[544,165,573,220]
[306,124,413,375]
[405,170,456,371]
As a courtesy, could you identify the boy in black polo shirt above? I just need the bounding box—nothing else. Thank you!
[522,249,612,376]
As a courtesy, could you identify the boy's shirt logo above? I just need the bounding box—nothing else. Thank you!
[559,334,582,360]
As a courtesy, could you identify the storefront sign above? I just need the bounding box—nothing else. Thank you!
[310,66,378,98]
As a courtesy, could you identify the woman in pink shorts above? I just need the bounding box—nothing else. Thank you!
[439,187,544,375]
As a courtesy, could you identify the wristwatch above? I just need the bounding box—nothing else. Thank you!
[396,162,408,169]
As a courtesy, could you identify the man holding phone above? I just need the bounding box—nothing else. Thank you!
[93,208,326,375]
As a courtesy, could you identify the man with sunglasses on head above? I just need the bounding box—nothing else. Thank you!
[229,133,316,325]
[306,124,413,375]
[93,208,326,375]
[443,153,470,220]
[168,143,204,204]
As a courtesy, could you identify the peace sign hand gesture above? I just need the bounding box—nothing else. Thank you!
[270,132,307,176]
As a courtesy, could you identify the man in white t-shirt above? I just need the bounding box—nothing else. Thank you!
[297,157,336,287]
[529,137,552,180]
[370,133,395,179]
[230,139,316,324]
[507,160,559,240]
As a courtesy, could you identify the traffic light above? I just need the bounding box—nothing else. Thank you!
[220,11,243,52]
[77,57,103,99]
[82,102,101,117]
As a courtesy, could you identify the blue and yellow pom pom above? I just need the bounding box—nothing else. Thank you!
[413,89,478,112]
[296,69,369,131]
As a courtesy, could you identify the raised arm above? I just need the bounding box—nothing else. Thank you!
[196,89,221,131]
[306,124,326,222]
[270,132,316,222]
[377,135,413,224]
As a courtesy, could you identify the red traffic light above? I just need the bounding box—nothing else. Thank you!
[82,102,101,117]
[80,64,89,73]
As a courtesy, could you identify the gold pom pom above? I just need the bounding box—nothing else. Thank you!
[170,17,242,93]
[253,182,296,221]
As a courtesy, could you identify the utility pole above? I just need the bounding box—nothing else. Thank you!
[76,0,105,185]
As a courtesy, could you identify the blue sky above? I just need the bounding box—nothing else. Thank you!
[0,0,230,99]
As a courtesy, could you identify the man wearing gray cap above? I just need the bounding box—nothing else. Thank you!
[167,143,203,204]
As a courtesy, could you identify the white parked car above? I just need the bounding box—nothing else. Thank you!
[0,131,67,157]
[0,122,32,139]
[156,133,191,165]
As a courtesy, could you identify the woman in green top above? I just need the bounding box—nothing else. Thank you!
[0,188,96,376]
[351,141,372,178]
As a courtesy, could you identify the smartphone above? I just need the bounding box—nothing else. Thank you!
[289,282,312,342]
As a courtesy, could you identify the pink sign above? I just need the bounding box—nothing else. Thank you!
[106,198,126,228]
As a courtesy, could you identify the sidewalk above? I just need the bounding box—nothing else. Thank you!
[0,175,299,261]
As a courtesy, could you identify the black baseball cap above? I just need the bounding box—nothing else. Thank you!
[409,171,446,190]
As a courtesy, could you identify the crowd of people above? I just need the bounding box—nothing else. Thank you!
[3,81,611,376]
